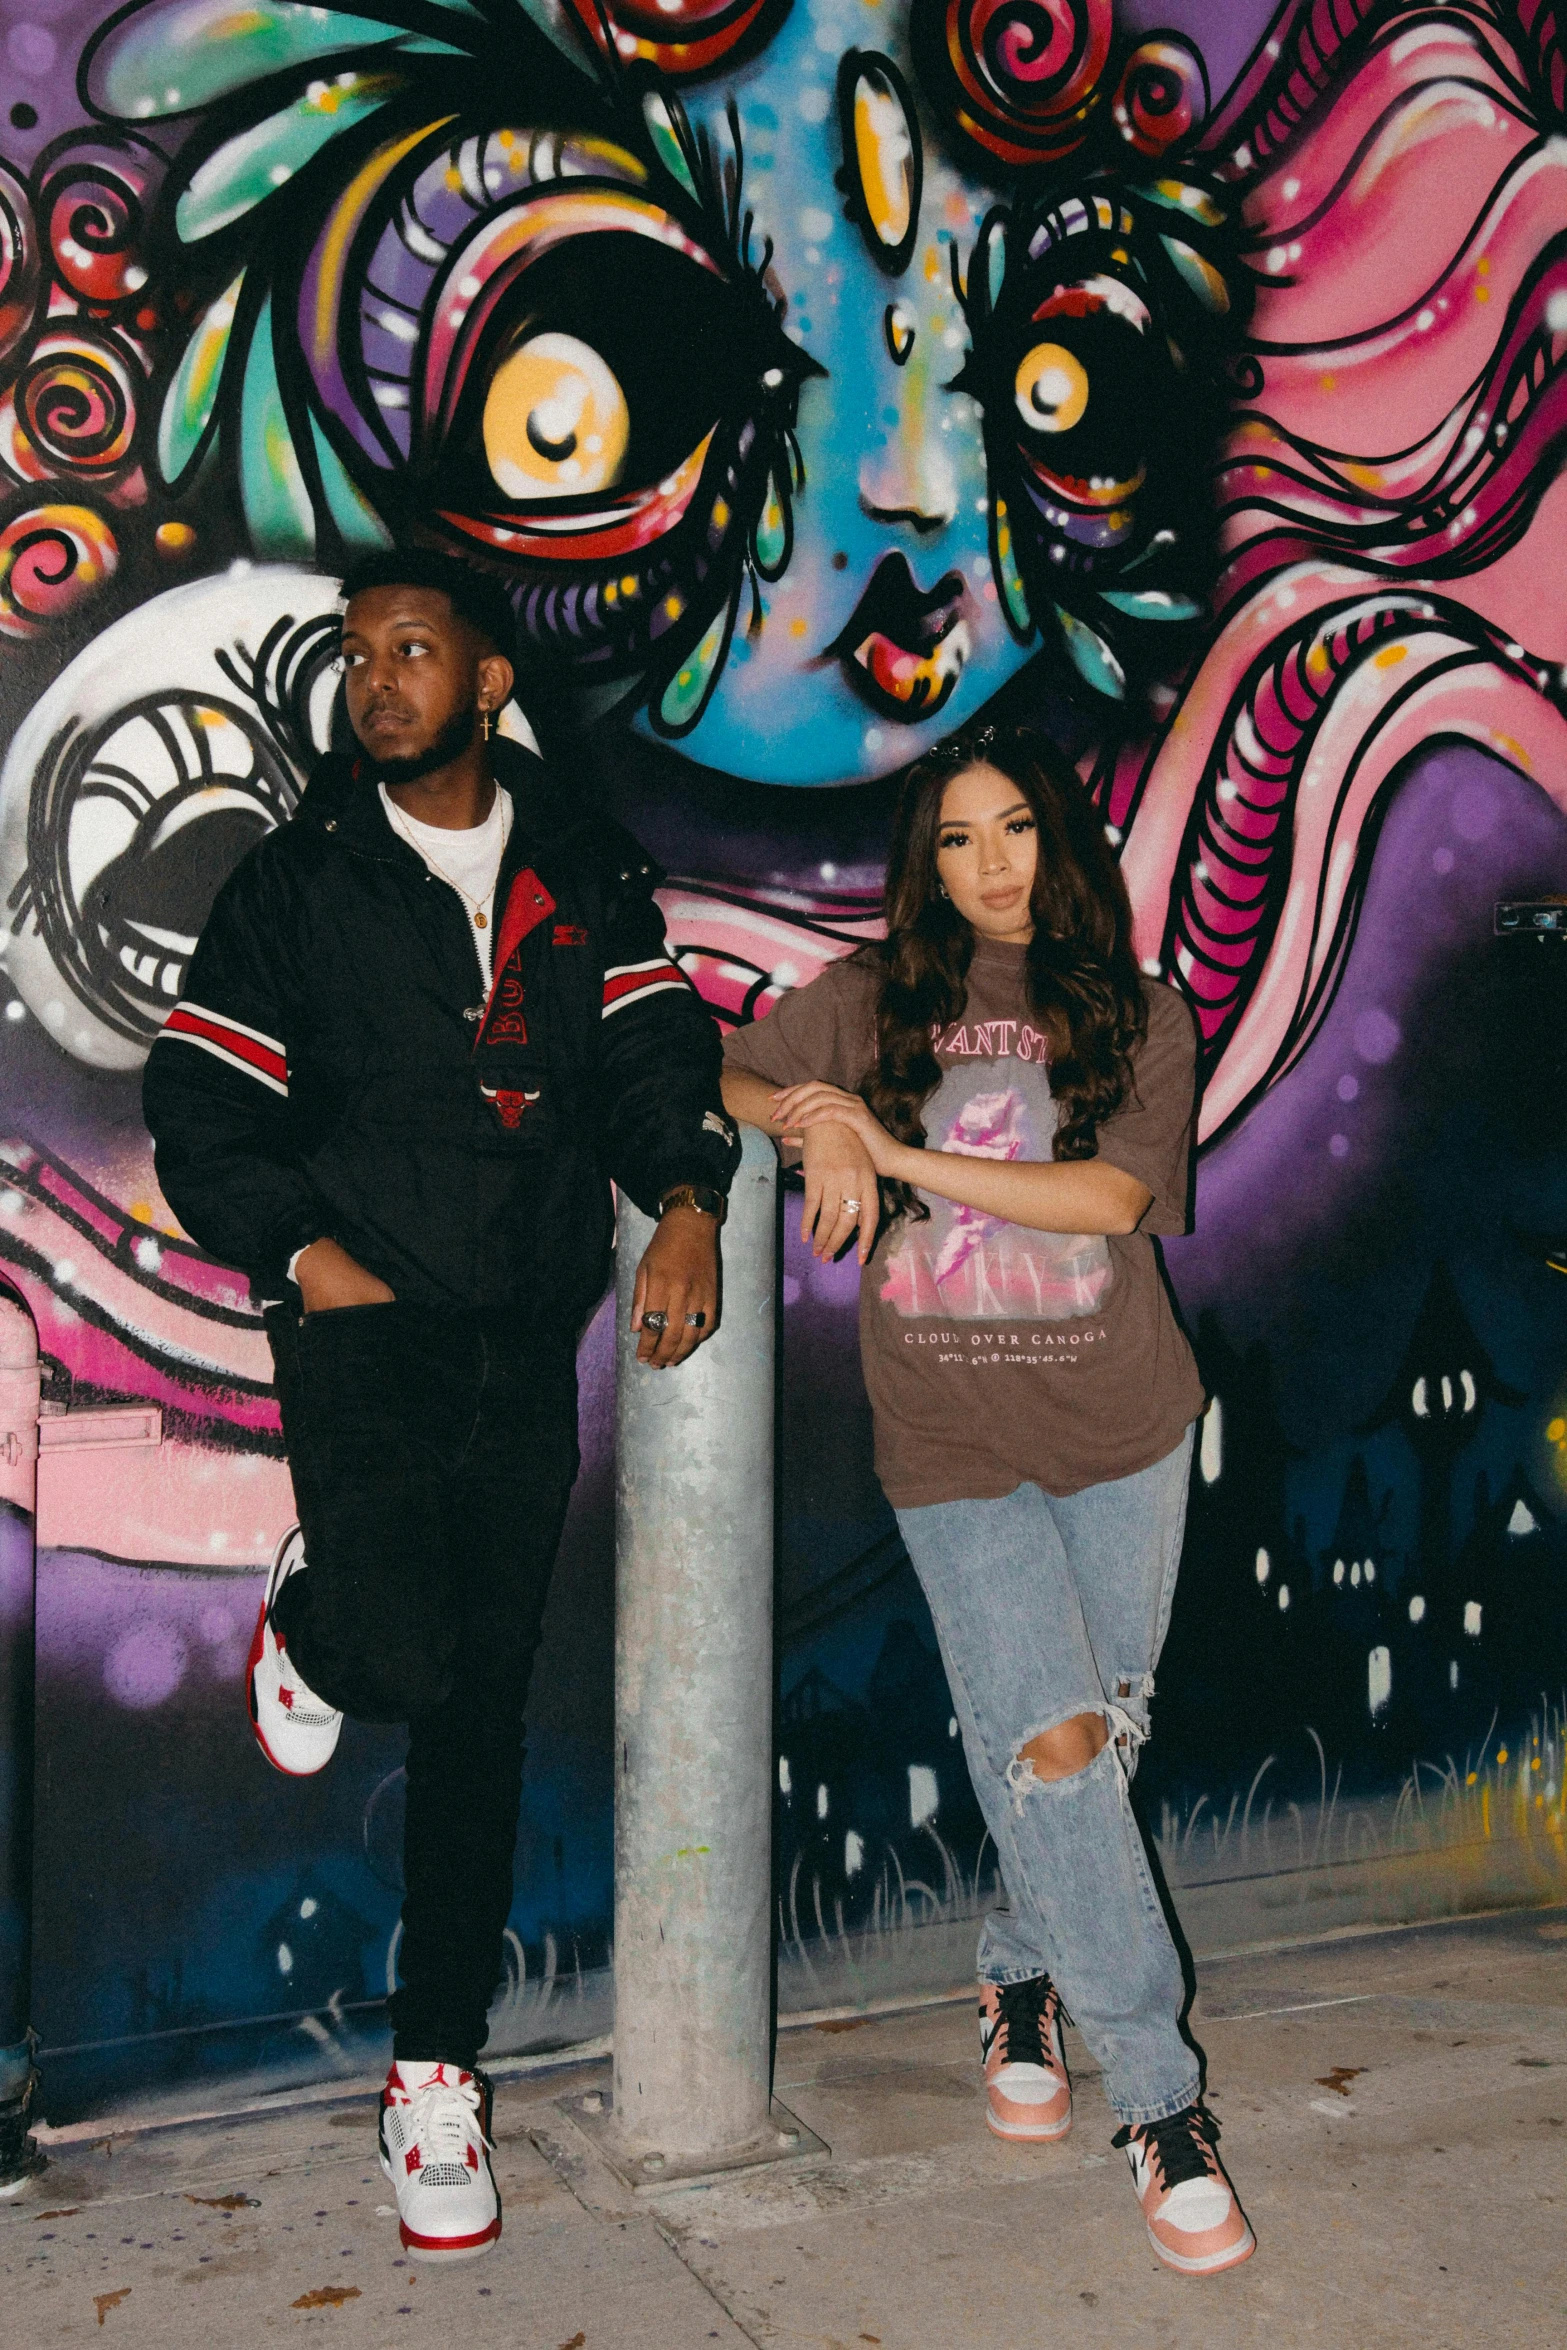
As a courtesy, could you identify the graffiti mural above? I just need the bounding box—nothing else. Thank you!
[0,0,1565,2116]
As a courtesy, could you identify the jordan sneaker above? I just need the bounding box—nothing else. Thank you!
[379,2061,501,2260]
[979,1975,1072,2141]
[1113,2102,1255,2275]
[245,1526,342,1776]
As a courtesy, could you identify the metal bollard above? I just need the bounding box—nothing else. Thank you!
[0,1290,42,2195]
[598,1129,819,2186]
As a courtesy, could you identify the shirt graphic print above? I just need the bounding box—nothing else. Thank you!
[879,1029,1111,1324]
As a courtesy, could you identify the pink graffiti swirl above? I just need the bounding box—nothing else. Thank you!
[0,502,118,640]
[922,0,1112,167]
[1111,36,1208,158]
[36,134,163,314]
[12,329,137,476]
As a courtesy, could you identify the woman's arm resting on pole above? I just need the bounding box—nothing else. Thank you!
[770,1081,1152,1239]
[721,1067,882,1264]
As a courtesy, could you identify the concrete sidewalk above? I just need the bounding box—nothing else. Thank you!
[6,1903,1564,2347]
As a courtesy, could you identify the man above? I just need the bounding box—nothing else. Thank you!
[143,549,738,2261]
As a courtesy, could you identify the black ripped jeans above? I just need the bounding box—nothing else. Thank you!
[265,1299,580,2067]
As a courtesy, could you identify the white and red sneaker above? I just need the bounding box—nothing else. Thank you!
[1113,2103,1255,2275]
[379,2061,501,2260]
[245,1527,342,1776]
[979,1975,1072,2141]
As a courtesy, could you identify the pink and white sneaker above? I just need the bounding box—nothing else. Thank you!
[379,2061,501,2260]
[979,1976,1072,2142]
[245,1526,342,1776]
[1113,2104,1255,2275]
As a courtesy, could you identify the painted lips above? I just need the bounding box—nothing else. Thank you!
[827,553,973,722]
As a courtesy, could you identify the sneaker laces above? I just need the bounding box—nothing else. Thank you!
[272,1636,338,1726]
[1113,2103,1219,2188]
[994,1974,1060,2069]
[395,2070,492,2172]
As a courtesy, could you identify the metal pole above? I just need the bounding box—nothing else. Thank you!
[607,1128,782,2176]
[0,1289,42,2194]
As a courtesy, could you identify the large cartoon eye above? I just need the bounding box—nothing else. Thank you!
[839,52,923,276]
[1001,280,1156,505]
[483,332,631,502]
[1014,342,1088,433]
[446,231,767,527]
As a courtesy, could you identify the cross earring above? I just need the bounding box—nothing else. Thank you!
[480,706,492,742]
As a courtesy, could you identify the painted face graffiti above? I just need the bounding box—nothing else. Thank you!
[43,0,1239,785]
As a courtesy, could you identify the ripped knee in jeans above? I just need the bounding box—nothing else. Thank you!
[1005,1677,1156,1810]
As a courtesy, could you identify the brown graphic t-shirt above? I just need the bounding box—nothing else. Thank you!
[723,937,1205,1506]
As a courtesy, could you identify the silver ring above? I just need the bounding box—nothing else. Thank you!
[642,1310,668,1332]
[841,1197,862,1214]
[685,1311,706,1328]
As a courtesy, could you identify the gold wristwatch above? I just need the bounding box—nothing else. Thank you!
[657,1182,728,1226]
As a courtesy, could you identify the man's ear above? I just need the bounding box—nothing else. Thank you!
[478,649,515,712]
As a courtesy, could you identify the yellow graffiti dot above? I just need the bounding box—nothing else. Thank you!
[1498,1747,1510,1764]
[130,1200,154,1223]
[497,127,514,147]
[444,167,463,191]
[155,521,196,556]
[1534,1756,1543,1770]
[711,499,730,531]
[1319,372,1337,392]
[663,592,683,621]
[1373,644,1407,668]
[620,575,639,598]
[676,669,693,690]
[1547,1416,1566,1441]
[603,580,618,607]
[1466,1770,1478,1785]
[1476,285,1490,302]
[1477,256,1490,276]
[924,246,941,283]
[1307,643,1330,675]
[789,616,807,637]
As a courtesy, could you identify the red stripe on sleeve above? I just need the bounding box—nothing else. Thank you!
[163,1008,287,1085]
[602,963,684,1009]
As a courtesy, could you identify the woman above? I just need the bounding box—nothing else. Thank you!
[721,723,1254,2277]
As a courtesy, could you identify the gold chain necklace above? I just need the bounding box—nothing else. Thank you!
[385,790,509,929]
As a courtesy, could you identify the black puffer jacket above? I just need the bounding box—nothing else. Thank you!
[142,740,739,1324]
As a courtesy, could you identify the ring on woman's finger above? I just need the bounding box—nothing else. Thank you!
[642,1309,668,1333]
[841,1197,862,1214]
[685,1310,706,1329]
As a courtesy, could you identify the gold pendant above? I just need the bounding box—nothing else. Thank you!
[475,911,487,928]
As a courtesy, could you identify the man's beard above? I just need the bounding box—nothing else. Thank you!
[363,701,478,786]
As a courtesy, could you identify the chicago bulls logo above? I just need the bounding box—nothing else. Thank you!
[479,1084,540,1131]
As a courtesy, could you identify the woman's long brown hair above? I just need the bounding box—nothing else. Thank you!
[859,723,1148,1215]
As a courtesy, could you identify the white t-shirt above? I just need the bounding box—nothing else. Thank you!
[379,782,512,991]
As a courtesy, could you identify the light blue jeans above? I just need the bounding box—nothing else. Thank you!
[894,1427,1199,2127]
